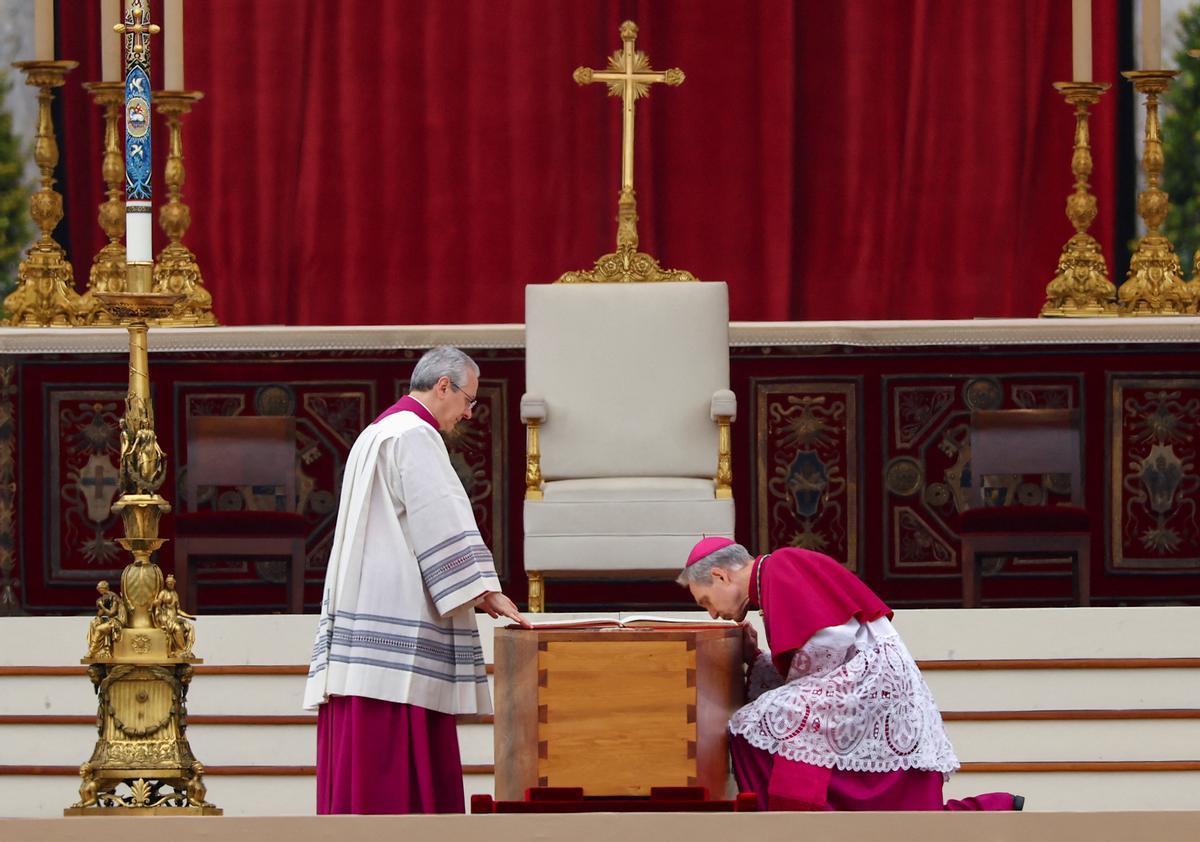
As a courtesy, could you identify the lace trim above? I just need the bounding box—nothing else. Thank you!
[730,636,960,775]
[786,635,849,681]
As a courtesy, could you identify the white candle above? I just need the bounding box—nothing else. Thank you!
[1142,0,1161,70]
[34,0,53,60]
[127,204,153,263]
[164,0,184,90]
[101,0,121,81]
[1072,0,1092,82]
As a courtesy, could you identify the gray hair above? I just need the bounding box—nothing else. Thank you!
[675,542,753,586]
[409,346,480,392]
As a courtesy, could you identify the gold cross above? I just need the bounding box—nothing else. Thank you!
[114,0,160,58]
[558,21,695,282]
[574,21,684,194]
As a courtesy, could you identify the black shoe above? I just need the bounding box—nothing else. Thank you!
[1012,795,1025,811]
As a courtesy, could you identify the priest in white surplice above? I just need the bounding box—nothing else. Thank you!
[304,346,528,814]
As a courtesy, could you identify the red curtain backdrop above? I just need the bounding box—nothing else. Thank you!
[57,0,1120,325]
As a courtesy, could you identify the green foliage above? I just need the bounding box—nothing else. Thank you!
[1163,5,1200,277]
[0,70,31,300]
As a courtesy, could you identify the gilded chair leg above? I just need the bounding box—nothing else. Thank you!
[528,571,544,613]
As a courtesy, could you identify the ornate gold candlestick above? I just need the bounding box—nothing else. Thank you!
[4,60,81,326]
[558,21,695,284]
[1041,82,1117,317]
[1119,70,1191,315]
[78,82,127,326]
[67,288,219,815]
[152,90,216,326]
[66,0,219,815]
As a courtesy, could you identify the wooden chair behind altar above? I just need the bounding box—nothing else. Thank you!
[520,281,736,612]
[173,416,307,613]
[959,409,1090,608]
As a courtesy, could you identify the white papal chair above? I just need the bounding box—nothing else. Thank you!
[521,281,736,611]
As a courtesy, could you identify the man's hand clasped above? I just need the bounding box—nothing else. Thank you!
[741,621,760,666]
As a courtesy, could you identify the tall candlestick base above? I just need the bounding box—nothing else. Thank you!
[69,2,220,815]
[1119,70,1191,316]
[68,286,220,815]
[4,61,82,327]
[1041,82,1117,317]
[78,82,128,326]
[152,91,216,326]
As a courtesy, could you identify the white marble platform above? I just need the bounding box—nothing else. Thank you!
[1,316,1199,355]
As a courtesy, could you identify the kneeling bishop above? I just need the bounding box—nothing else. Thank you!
[677,538,1021,812]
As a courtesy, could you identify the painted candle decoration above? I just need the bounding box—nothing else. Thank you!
[122,0,156,288]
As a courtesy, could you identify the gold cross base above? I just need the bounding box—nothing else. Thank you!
[557,243,698,283]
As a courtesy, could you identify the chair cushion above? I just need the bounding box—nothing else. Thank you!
[958,505,1090,534]
[175,510,308,537]
[524,492,734,573]
[542,477,718,502]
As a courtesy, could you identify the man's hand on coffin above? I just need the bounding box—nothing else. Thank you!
[479,591,532,627]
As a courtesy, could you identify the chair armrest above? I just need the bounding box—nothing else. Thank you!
[711,390,736,499]
[521,394,546,501]
[711,389,737,422]
[521,394,547,424]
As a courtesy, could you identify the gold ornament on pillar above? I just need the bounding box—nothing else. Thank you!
[558,21,696,284]
[152,90,217,326]
[78,81,127,326]
[1041,82,1117,317]
[1119,70,1191,315]
[4,60,82,326]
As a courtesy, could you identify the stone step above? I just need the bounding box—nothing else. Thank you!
[3,608,1199,817]
[0,721,497,766]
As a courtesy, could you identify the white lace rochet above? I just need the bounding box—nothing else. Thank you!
[730,617,960,776]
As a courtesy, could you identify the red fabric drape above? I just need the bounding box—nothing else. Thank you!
[57,0,1120,325]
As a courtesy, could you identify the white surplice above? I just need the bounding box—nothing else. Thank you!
[731,617,959,776]
[303,408,500,715]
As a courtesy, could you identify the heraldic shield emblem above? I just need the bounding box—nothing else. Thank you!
[81,453,121,523]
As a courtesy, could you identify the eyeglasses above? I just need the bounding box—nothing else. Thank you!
[450,382,478,409]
